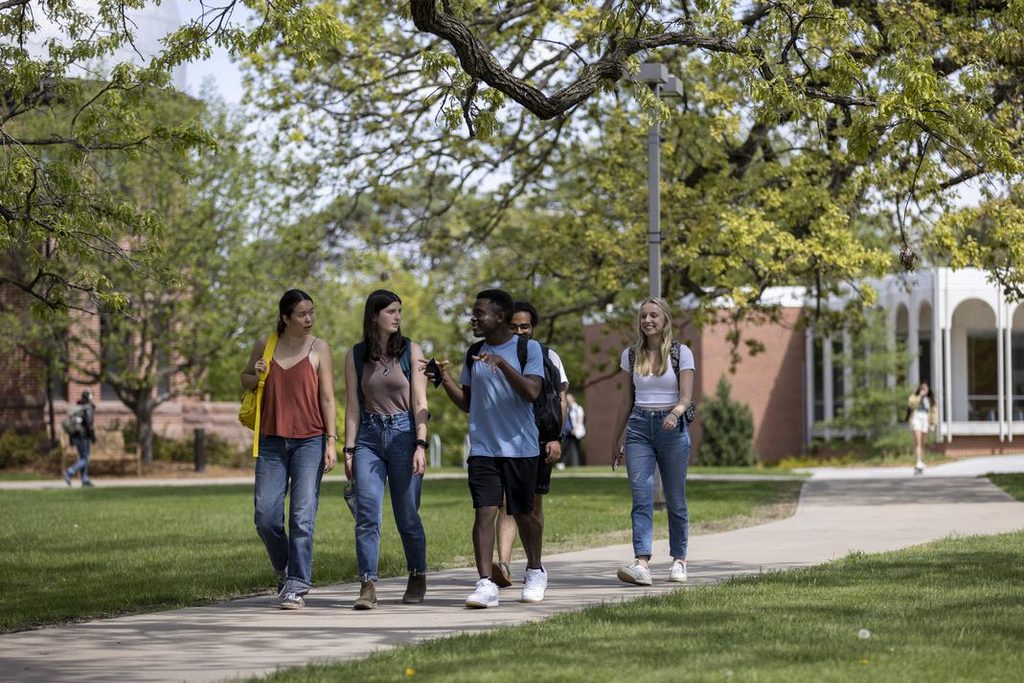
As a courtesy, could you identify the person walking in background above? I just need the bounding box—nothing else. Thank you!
[343,290,429,610]
[426,289,548,608]
[63,390,96,487]
[611,298,695,587]
[241,289,337,610]
[491,301,568,589]
[563,392,586,468]
[907,382,937,475]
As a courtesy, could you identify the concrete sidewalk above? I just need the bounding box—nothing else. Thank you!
[2,467,1024,682]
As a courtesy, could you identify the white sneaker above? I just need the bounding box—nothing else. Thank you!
[669,559,688,583]
[616,561,652,586]
[278,592,305,610]
[520,567,548,603]
[465,578,499,608]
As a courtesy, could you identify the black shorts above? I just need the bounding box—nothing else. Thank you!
[534,454,553,495]
[467,456,539,515]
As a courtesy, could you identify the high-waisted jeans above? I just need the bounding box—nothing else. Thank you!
[624,407,691,560]
[353,412,427,581]
[254,434,325,594]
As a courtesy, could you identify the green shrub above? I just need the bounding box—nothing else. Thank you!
[871,425,915,458]
[696,376,756,467]
[0,430,58,468]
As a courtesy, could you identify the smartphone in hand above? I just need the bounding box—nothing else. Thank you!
[425,358,443,387]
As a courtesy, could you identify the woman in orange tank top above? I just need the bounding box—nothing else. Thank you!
[241,289,337,610]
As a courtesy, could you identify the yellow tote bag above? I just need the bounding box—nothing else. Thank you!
[238,332,278,458]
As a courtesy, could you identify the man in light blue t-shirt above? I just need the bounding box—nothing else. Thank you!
[428,288,549,608]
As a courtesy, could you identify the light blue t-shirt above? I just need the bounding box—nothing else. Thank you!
[459,336,544,457]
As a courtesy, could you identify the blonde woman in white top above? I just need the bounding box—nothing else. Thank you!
[611,298,695,586]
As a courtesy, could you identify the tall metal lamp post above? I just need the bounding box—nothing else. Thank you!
[632,63,682,508]
[634,63,683,300]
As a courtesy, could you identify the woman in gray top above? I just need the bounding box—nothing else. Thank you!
[343,290,430,610]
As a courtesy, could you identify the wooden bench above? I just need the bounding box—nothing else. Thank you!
[60,429,142,476]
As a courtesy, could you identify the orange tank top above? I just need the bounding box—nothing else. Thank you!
[260,350,325,439]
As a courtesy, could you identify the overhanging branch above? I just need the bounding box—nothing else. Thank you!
[408,1,876,120]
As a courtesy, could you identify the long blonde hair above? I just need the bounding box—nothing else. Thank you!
[631,298,674,376]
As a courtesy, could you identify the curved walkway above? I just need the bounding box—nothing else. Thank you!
[2,458,1024,682]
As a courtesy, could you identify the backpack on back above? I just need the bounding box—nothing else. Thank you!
[62,405,87,437]
[466,336,564,444]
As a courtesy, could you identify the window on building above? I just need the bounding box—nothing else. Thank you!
[918,338,932,386]
[813,336,824,422]
[47,338,69,402]
[1012,332,1024,421]
[967,333,997,421]
[832,338,845,417]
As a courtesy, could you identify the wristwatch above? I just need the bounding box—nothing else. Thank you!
[414,439,429,449]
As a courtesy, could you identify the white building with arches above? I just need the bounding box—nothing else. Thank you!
[808,267,1024,455]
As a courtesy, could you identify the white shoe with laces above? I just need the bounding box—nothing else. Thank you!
[465,577,499,608]
[617,560,652,586]
[669,559,688,583]
[520,567,548,603]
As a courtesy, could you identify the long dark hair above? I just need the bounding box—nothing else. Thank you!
[277,289,314,334]
[362,289,405,361]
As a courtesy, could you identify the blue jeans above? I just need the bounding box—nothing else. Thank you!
[254,434,325,594]
[66,436,91,483]
[353,412,426,581]
[624,407,690,560]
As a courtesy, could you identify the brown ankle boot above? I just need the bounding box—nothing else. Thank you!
[402,572,426,604]
[353,580,377,610]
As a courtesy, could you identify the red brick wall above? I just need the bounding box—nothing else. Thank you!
[696,308,807,463]
[0,346,46,431]
[0,281,48,431]
[581,323,632,466]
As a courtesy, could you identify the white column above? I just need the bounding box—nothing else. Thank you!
[842,329,853,441]
[823,335,834,441]
[943,327,953,443]
[997,316,1005,441]
[1006,326,1014,442]
[805,329,815,446]
[908,313,920,387]
[933,268,944,442]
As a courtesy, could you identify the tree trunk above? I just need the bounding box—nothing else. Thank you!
[135,398,155,465]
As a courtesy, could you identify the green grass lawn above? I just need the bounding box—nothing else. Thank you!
[247,473,1024,683]
[0,476,800,632]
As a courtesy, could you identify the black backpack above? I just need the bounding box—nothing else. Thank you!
[352,337,412,411]
[467,336,564,443]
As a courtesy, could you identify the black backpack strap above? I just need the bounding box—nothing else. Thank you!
[517,335,529,373]
[465,340,486,374]
[352,342,367,410]
[400,336,412,381]
[670,340,681,375]
[628,347,636,375]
